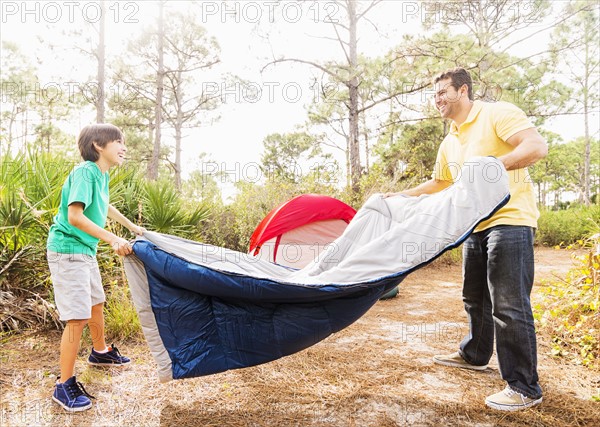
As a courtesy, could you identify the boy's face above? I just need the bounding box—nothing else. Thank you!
[97,139,127,167]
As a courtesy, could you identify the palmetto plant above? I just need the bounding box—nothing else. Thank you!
[107,166,210,237]
[140,179,209,236]
[1,153,72,331]
[1,151,212,333]
[0,153,71,275]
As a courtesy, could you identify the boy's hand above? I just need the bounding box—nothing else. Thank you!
[130,225,145,236]
[111,237,133,256]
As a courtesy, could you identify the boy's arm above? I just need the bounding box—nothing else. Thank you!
[68,203,132,256]
[108,204,145,236]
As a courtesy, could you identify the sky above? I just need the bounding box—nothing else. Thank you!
[1,1,597,199]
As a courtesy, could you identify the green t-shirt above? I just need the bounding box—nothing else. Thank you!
[47,161,109,256]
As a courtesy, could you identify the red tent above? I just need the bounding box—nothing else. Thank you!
[249,194,356,268]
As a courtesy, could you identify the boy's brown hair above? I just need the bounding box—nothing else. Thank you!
[433,67,474,101]
[77,123,124,162]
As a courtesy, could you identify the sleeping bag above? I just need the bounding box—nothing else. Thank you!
[124,156,510,381]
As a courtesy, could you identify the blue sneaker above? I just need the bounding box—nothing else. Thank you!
[52,376,94,412]
[88,344,131,367]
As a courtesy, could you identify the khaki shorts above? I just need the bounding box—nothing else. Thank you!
[47,251,106,321]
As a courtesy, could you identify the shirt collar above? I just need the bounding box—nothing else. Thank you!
[449,100,483,134]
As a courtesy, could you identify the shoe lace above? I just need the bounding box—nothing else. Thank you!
[65,380,95,400]
[109,344,121,356]
[504,387,525,400]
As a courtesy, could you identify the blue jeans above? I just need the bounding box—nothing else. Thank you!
[459,225,542,399]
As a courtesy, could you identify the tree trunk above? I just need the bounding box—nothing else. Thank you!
[361,98,369,174]
[148,1,164,180]
[345,135,351,187]
[96,1,105,123]
[6,105,16,155]
[175,73,183,190]
[348,0,361,196]
[22,110,28,153]
[582,24,591,206]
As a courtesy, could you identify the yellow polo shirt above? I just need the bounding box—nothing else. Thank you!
[432,100,539,232]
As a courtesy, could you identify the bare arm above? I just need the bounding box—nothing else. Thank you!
[383,178,452,198]
[108,204,144,236]
[68,203,133,256]
[500,127,548,171]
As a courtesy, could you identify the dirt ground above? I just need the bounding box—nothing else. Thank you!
[1,247,598,426]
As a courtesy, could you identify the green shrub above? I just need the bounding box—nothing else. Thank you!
[534,233,600,376]
[434,247,463,265]
[103,278,143,341]
[0,153,211,334]
[1,153,73,329]
[536,204,600,246]
[201,180,299,251]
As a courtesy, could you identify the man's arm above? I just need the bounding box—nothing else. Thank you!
[500,127,548,171]
[108,204,144,236]
[384,178,452,198]
[68,203,132,256]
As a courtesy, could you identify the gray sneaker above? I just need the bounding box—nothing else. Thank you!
[485,386,542,411]
[432,351,488,371]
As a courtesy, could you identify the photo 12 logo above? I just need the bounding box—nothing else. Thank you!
[398,0,544,25]
[200,161,340,185]
[199,80,341,105]
[197,1,340,24]
[1,1,139,24]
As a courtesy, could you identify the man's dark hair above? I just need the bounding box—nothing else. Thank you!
[78,123,124,162]
[434,67,474,101]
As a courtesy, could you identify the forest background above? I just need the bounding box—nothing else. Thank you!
[1,0,599,378]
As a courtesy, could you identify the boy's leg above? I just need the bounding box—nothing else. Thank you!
[48,252,97,411]
[48,251,97,380]
[88,303,131,366]
[59,319,88,381]
[86,256,131,367]
[89,303,108,352]
[55,318,95,412]
[87,301,131,367]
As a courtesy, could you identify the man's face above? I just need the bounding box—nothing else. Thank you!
[433,78,466,120]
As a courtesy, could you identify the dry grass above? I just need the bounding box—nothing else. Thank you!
[1,247,598,426]
[0,290,61,332]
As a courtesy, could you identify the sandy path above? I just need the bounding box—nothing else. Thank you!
[1,247,598,426]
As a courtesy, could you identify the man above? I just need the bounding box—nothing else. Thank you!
[386,67,548,411]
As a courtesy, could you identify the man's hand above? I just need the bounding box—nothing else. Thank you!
[110,237,133,256]
[382,192,406,199]
[383,179,452,199]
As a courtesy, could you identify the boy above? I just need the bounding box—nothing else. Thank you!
[47,123,144,412]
